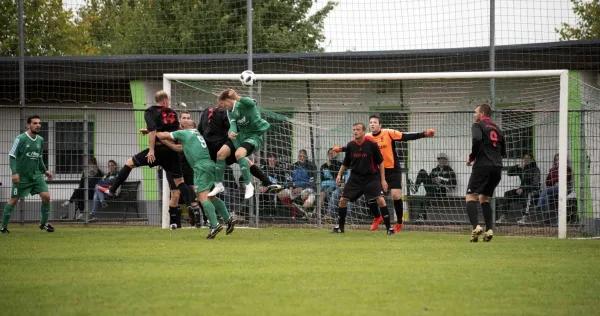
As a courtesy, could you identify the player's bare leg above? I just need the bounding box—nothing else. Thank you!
[234,146,254,199]
[208,145,231,197]
[39,191,54,232]
[466,194,483,242]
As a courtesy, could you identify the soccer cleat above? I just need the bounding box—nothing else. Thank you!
[76,212,83,221]
[40,223,55,232]
[207,223,223,239]
[226,217,237,235]
[387,228,395,235]
[470,225,483,242]
[332,226,344,233]
[0,228,9,234]
[266,184,283,193]
[370,216,383,231]
[244,182,255,199]
[393,222,404,233]
[170,224,177,230]
[483,229,493,242]
[208,183,225,197]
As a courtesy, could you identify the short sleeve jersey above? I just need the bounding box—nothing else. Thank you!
[170,129,212,166]
[227,97,270,134]
[342,136,383,176]
[367,129,405,170]
[9,133,44,183]
[145,106,180,142]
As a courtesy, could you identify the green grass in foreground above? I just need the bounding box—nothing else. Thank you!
[1,226,599,316]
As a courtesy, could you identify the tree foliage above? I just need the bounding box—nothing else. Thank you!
[76,0,337,55]
[0,0,90,56]
[556,0,600,40]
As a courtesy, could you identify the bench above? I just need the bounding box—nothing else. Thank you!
[100,181,142,220]
[406,196,472,224]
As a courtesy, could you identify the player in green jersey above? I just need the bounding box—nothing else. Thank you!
[208,89,270,200]
[2,115,55,234]
[157,119,235,239]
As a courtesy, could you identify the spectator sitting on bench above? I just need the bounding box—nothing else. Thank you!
[278,149,317,218]
[497,153,540,223]
[320,148,343,216]
[410,153,457,221]
[61,157,104,220]
[518,153,572,225]
[258,153,287,217]
[89,160,119,221]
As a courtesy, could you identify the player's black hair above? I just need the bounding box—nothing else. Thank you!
[524,153,534,160]
[27,115,41,124]
[267,152,277,158]
[368,114,381,123]
[298,149,308,155]
[353,122,366,131]
[108,160,118,166]
[477,103,492,117]
[89,157,98,166]
[179,111,191,117]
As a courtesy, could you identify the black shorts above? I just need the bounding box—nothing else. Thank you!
[166,157,194,190]
[132,145,182,178]
[384,168,402,189]
[467,166,502,197]
[342,173,385,202]
[207,139,237,166]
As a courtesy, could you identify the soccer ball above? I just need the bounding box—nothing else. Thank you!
[240,70,255,86]
[170,224,177,230]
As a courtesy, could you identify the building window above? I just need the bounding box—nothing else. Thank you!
[501,111,534,159]
[39,120,95,177]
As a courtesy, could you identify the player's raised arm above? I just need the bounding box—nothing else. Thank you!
[389,129,435,141]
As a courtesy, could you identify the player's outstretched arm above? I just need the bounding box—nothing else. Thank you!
[392,129,435,141]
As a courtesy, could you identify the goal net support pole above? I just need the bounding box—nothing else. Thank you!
[163,70,570,238]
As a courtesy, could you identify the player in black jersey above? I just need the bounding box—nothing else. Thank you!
[332,123,394,235]
[103,91,196,228]
[198,106,282,193]
[466,104,506,242]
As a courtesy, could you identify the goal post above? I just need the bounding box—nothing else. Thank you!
[163,70,573,238]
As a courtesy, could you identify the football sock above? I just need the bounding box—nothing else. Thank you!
[212,198,230,222]
[202,201,219,229]
[250,164,272,186]
[40,202,50,225]
[111,165,132,193]
[337,207,348,230]
[175,205,183,228]
[2,204,14,229]
[380,205,392,230]
[393,199,404,223]
[368,200,380,218]
[481,202,494,231]
[466,201,479,229]
[237,158,252,185]
[215,159,226,183]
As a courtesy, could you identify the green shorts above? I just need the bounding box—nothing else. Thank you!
[238,132,264,154]
[193,161,216,193]
[11,178,48,199]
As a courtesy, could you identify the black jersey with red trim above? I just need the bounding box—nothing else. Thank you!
[469,118,506,168]
[198,106,230,144]
[342,136,383,176]
[145,106,180,143]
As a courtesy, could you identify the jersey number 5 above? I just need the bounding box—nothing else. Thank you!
[489,130,498,147]
[162,112,176,124]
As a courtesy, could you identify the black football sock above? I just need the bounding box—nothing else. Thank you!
[481,202,494,231]
[176,205,183,228]
[393,199,404,224]
[168,206,177,225]
[368,200,381,218]
[466,201,479,229]
[379,205,392,230]
[250,165,272,186]
[337,207,348,230]
[176,183,193,207]
[111,165,132,192]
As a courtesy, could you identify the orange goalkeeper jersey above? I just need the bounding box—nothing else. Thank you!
[367,129,404,170]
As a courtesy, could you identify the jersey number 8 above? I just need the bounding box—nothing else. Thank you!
[197,136,207,148]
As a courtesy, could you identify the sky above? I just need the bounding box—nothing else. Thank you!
[64,0,580,53]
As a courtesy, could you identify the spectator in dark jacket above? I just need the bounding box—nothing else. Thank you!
[320,148,343,212]
[277,149,317,218]
[89,160,119,221]
[61,157,104,220]
[497,153,540,223]
[410,153,457,221]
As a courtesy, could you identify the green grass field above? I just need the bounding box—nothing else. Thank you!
[1,226,599,316]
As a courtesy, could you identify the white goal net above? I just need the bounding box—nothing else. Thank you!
[165,71,600,239]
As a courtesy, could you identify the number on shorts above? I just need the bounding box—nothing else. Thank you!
[489,130,498,147]
[197,136,207,148]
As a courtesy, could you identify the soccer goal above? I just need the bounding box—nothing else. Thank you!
[163,70,598,239]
